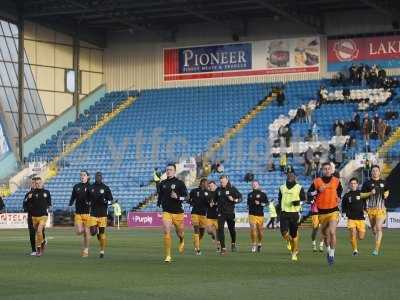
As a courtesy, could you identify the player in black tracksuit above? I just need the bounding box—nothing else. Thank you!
[342,177,371,255]
[206,181,220,250]
[89,172,113,258]
[23,177,46,255]
[188,178,211,255]
[215,175,242,254]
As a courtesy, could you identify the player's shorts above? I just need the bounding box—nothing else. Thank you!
[311,214,320,229]
[347,219,366,232]
[162,212,184,227]
[207,218,218,228]
[191,214,207,227]
[280,212,299,238]
[249,215,264,226]
[367,208,386,220]
[89,216,107,228]
[75,214,90,227]
[318,211,339,225]
[32,216,47,228]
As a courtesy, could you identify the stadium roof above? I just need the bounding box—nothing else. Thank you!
[1,0,400,47]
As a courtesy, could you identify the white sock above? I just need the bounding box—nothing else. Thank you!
[319,241,324,247]
[329,248,335,257]
[100,250,104,254]
[312,240,316,245]
[326,246,331,254]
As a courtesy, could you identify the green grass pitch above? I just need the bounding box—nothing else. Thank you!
[0,227,399,300]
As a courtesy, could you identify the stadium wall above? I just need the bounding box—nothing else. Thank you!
[23,21,104,121]
[0,85,106,180]
[104,11,399,90]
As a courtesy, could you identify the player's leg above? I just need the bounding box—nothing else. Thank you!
[162,214,173,262]
[311,216,319,252]
[226,216,237,251]
[249,221,257,252]
[256,221,264,252]
[217,215,227,254]
[82,224,90,257]
[326,219,337,265]
[349,227,358,255]
[35,221,46,256]
[27,215,36,255]
[97,226,106,258]
[75,215,85,235]
[192,215,201,253]
[280,214,292,251]
[174,215,185,254]
[288,214,299,260]
[373,217,385,255]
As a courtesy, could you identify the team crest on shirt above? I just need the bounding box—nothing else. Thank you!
[356,195,360,200]
[204,192,208,196]
[226,191,230,195]
[218,191,221,196]
[380,183,384,188]
[171,184,176,189]
[100,189,105,194]
[43,193,47,198]
[76,187,80,192]
[256,194,260,198]
[197,191,200,197]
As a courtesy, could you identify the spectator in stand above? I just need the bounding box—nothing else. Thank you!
[277,90,285,106]
[318,86,328,106]
[305,104,312,123]
[312,123,319,142]
[280,152,287,174]
[358,99,369,111]
[342,88,351,101]
[363,159,372,181]
[340,120,347,135]
[349,64,357,85]
[362,114,370,141]
[370,118,377,139]
[333,120,342,136]
[377,118,387,145]
[384,109,399,120]
[312,154,320,178]
[353,112,361,131]
[297,106,306,123]
[267,156,275,172]
[285,126,292,147]
[304,146,314,176]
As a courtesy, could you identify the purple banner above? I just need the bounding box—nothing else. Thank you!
[127,212,192,228]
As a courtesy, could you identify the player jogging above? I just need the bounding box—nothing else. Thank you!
[89,172,113,258]
[278,172,306,261]
[69,171,91,257]
[308,162,343,266]
[157,163,188,263]
[342,177,370,256]
[247,180,268,253]
[361,165,389,256]
[188,178,210,255]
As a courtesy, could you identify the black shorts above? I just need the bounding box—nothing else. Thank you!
[280,212,300,238]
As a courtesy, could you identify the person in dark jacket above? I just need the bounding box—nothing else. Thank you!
[23,177,40,256]
[216,175,242,255]
[0,196,4,212]
[89,172,113,259]
[69,170,91,257]
[157,163,188,263]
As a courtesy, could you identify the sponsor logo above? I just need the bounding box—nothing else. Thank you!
[333,39,359,62]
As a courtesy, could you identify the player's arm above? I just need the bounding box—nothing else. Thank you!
[308,182,318,198]
[383,183,390,199]
[360,192,371,199]
[261,192,268,206]
[341,194,348,214]
[156,181,163,207]
[292,187,306,207]
[105,186,113,205]
[336,181,343,198]
[246,193,251,208]
[232,187,242,204]
[69,186,76,207]
[175,181,188,202]
[187,189,195,206]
